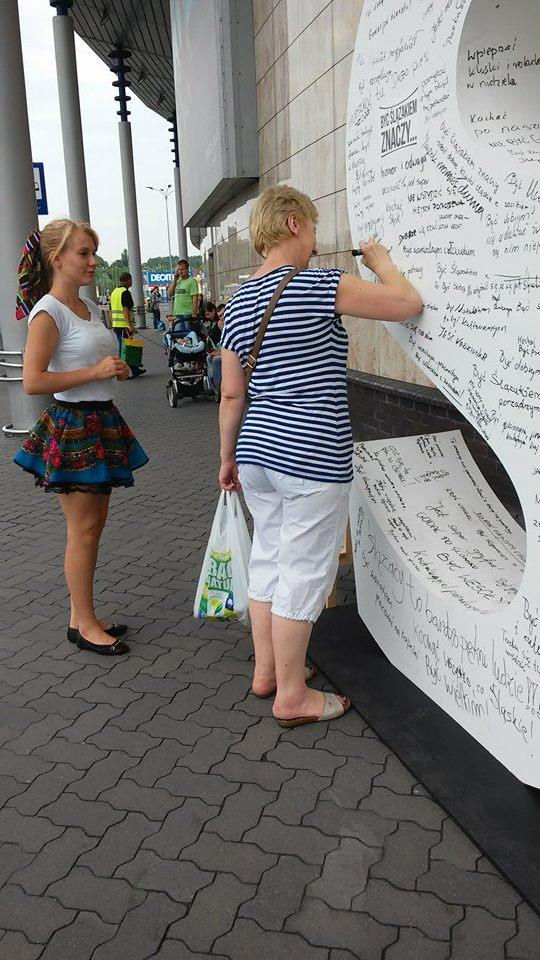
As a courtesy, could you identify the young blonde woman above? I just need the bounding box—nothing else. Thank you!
[14,220,148,656]
[219,186,423,727]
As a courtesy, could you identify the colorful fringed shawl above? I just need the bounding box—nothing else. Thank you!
[16,230,42,321]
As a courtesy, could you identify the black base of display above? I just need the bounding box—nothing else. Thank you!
[310,603,540,915]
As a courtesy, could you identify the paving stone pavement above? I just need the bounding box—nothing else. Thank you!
[0,333,539,959]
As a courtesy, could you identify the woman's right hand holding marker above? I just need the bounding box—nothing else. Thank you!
[356,238,395,276]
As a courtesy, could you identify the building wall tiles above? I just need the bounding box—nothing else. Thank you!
[200,0,429,387]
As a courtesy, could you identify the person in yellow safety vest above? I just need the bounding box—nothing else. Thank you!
[110,271,146,379]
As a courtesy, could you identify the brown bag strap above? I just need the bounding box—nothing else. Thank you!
[245,267,300,393]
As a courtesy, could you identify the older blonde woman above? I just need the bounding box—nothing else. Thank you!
[219,186,423,727]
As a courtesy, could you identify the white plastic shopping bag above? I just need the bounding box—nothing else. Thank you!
[194,491,251,625]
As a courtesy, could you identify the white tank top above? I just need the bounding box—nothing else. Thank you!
[28,294,119,402]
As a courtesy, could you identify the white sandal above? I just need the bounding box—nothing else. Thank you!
[275,692,351,729]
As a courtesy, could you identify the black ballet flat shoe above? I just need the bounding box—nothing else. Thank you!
[75,632,130,656]
[67,623,127,644]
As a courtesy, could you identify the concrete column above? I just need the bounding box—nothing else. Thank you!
[52,11,89,221]
[0,0,49,433]
[118,120,145,328]
[51,6,97,301]
[173,165,188,262]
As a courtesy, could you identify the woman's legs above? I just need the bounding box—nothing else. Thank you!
[271,615,324,719]
[67,495,113,631]
[59,492,116,646]
[270,478,351,720]
[239,466,282,695]
[249,599,276,695]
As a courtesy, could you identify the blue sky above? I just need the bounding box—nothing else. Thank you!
[20,1,193,262]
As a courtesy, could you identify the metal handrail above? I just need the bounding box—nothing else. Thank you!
[0,348,24,383]
[0,349,29,434]
[2,423,28,436]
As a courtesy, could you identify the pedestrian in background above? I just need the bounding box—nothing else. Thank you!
[14,219,149,656]
[219,185,423,727]
[205,301,223,397]
[110,272,146,378]
[150,285,164,330]
[167,259,199,335]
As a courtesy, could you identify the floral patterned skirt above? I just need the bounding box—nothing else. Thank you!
[13,399,149,494]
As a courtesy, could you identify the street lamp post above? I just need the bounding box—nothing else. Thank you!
[146,184,174,284]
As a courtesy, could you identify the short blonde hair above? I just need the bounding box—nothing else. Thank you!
[249,186,318,257]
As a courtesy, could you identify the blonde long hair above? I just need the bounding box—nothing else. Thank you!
[16,218,99,320]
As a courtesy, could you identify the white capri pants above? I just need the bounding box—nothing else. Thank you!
[238,464,351,623]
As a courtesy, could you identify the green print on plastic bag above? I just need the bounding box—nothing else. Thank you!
[198,549,236,620]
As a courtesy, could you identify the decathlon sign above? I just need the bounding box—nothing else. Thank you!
[145,271,174,286]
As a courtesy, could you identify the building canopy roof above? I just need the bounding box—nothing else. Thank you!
[70,0,174,119]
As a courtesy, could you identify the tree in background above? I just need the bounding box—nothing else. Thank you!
[142,254,202,273]
[95,252,203,296]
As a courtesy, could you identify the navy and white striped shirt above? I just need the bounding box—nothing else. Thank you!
[221,266,353,483]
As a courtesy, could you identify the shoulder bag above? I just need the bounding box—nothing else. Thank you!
[245,267,300,395]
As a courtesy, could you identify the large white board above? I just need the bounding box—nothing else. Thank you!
[346,0,540,785]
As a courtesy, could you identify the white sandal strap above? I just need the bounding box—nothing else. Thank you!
[319,692,346,721]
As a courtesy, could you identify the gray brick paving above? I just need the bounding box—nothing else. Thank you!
[79,811,160,876]
[116,849,213,903]
[34,735,107,769]
[216,918,330,959]
[385,928,450,959]
[125,738,193,785]
[0,931,44,960]
[239,855,320,930]
[10,825,97,895]
[38,912,115,960]
[53,866,141,925]
[143,804,211,857]
[228,715,282,759]
[371,820,439,889]
[0,337,538,958]
[9,761,83,815]
[0,843,34,887]
[307,836,382,907]
[417,858,522,917]
[450,906,515,959]
[180,830,278,883]
[0,808,63,853]
[99,778,185,819]
[92,891,185,960]
[286,899,397,956]
[352,878,463,938]
[0,885,75,943]
[0,775,27,806]
[168,873,256,953]
[40,793,125,835]
[148,945,230,960]
[206,781,275,840]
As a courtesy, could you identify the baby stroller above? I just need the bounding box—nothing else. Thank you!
[164,323,215,407]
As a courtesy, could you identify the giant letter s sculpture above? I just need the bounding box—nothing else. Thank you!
[346,0,540,785]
